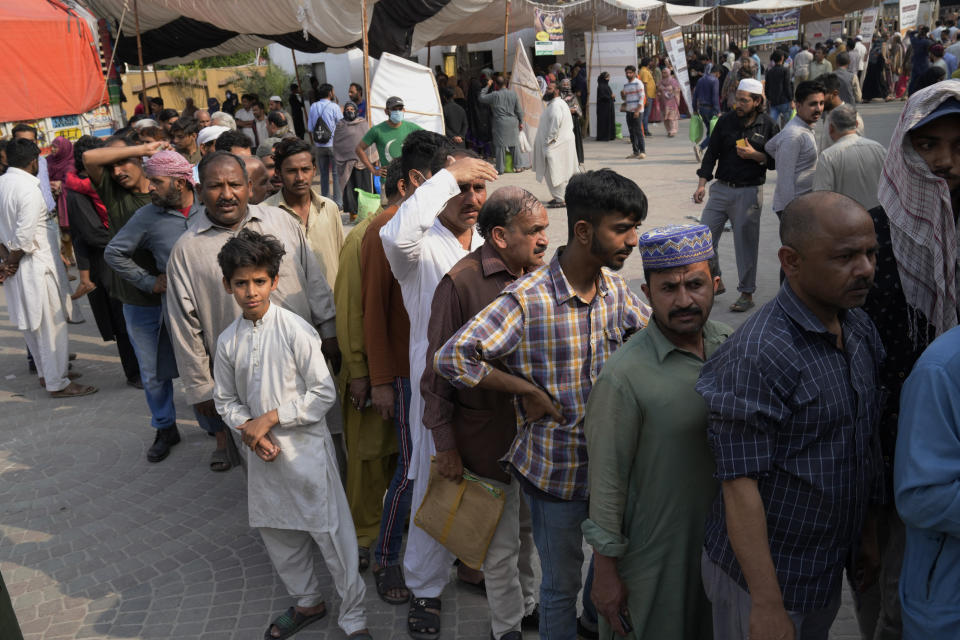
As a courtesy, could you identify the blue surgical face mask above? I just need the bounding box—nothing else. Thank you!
[389,110,404,124]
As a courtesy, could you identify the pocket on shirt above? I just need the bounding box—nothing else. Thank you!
[604,326,624,346]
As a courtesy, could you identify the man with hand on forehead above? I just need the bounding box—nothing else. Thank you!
[379,133,498,640]
[422,187,548,640]
[104,150,203,463]
[584,224,730,640]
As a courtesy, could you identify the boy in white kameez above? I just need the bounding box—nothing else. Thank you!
[213,229,371,640]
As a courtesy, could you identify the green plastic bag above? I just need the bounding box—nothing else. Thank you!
[709,115,719,135]
[689,114,704,144]
[504,150,514,174]
[615,122,622,139]
[355,189,381,222]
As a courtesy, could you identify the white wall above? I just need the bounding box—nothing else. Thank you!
[584,31,639,138]
[267,44,370,103]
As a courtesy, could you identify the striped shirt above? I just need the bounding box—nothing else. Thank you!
[434,250,651,500]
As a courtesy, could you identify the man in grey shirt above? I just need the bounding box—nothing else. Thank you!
[765,81,824,214]
[812,104,886,211]
[165,152,339,471]
[479,74,524,174]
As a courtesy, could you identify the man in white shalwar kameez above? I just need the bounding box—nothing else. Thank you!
[0,139,94,397]
[379,131,497,638]
[533,83,578,208]
[213,229,367,639]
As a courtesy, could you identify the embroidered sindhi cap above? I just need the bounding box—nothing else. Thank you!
[639,224,714,270]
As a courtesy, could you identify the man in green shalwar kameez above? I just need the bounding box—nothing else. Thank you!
[583,224,731,640]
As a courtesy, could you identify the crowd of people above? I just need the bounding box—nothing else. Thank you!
[3,11,960,640]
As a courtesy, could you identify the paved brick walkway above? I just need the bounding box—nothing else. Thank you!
[1,101,904,638]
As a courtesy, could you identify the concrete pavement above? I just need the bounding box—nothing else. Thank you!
[0,99,906,639]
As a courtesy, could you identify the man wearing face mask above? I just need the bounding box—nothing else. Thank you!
[104,150,205,463]
[533,82,578,209]
[379,138,498,640]
[422,187,549,640]
[356,97,422,178]
[164,151,339,474]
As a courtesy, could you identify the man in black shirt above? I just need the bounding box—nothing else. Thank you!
[765,50,793,128]
[693,78,777,312]
[442,87,468,149]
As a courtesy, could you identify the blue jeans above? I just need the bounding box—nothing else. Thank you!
[642,97,652,134]
[374,377,413,567]
[768,102,792,128]
[123,304,176,430]
[697,106,718,150]
[194,407,226,434]
[526,493,590,640]
[314,146,342,207]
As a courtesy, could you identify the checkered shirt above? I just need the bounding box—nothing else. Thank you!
[696,282,886,613]
[434,250,651,501]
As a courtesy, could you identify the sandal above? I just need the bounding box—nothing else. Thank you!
[263,604,327,640]
[408,597,441,640]
[729,295,755,313]
[374,564,410,605]
[210,447,232,472]
[358,546,370,573]
[39,371,82,387]
[49,382,97,398]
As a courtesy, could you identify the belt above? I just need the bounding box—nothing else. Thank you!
[716,179,759,189]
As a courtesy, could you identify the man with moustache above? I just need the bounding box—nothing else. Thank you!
[534,82,578,208]
[85,136,182,437]
[765,81,825,217]
[857,85,960,640]
[584,224,730,640]
[379,139,498,639]
[697,191,884,640]
[693,77,778,313]
[164,152,339,474]
[265,137,343,288]
[423,187,548,640]
[435,169,651,640]
[103,150,205,464]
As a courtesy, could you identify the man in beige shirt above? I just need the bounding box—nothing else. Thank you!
[165,151,339,470]
[265,137,344,288]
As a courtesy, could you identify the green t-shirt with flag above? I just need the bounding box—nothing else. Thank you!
[361,120,423,167]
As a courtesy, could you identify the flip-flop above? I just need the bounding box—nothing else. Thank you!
[263,605,327,640]
[210,448,232,472]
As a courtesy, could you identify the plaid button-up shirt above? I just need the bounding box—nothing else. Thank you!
[434,250,651,501]
[696,282,885,613]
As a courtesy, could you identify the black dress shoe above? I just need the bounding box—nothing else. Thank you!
[147,425,181,463]
[126,377,143,389]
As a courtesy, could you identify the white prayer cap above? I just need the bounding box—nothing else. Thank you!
[269,95,283,102]
[132,118,159,129]
[737,78,763,95]
[197,125,229,146]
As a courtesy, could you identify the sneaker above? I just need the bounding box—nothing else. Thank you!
[625,153,638,159]
[147,424,181,463]
[637,153,646,159]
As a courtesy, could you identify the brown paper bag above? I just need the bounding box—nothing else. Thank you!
[414,459,505,570]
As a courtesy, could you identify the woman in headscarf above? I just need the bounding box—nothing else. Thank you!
[595,72,616,141]
[862,36,890,102]
[560,78,584,165]
[658,68,682,137]
[333,101,375,219]
[46,137,75,228]
[207,96,221,115]
[889,33,907,99]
